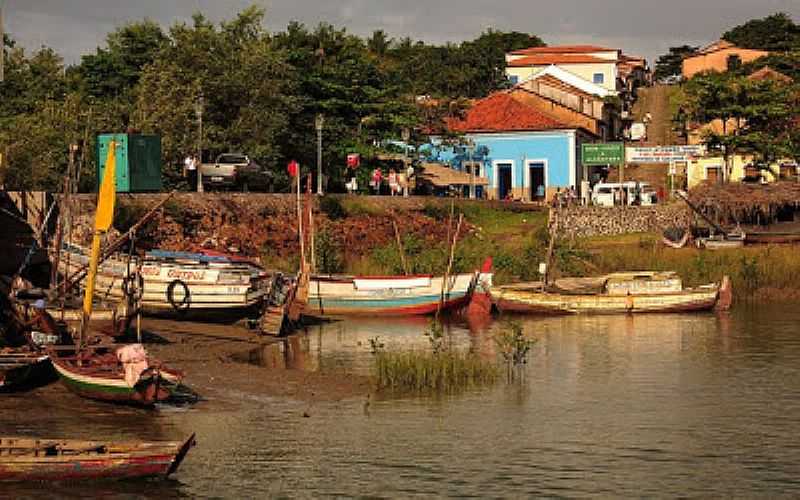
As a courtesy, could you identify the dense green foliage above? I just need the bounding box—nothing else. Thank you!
[722,13,800,52]
[0,7,544,192]
[654,45,697,80]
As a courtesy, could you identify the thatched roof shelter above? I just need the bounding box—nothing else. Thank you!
[689,182,800,223]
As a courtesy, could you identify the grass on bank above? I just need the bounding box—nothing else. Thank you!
[262,199,800,303]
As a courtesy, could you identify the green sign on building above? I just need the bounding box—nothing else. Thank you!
[582,143,625,165]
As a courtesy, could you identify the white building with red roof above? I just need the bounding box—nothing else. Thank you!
[505,45,622,91]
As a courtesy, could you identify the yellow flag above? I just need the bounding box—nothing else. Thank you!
[95,140,117,231]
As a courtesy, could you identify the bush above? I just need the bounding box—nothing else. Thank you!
[315,229,343,274]
[422,202,450,221]
[319,195,346,220]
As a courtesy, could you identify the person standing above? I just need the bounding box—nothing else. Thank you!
[371,168,383,195]
[186,154,198,192]
[405,164,414,196]
[388,169,398,196]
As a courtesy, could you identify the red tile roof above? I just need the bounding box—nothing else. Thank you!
[508,54,611,67]
[447,93,567,133]
[510,45,618,56]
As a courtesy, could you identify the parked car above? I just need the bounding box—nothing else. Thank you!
[200,153,273,191]
[659,74,683,85]
[592,182,657,207]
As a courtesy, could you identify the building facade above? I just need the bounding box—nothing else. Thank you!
[425,93,597,201]
[682,41,768,79]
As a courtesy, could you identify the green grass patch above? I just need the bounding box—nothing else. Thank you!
[373,349,499,393]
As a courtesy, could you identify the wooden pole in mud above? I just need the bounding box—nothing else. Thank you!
[437,213,463,319]
[307,173,316,272]
[297,171,305,269]
[391,212,408,275]
[543,207,558,287]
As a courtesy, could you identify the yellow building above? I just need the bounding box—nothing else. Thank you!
[687,155,785,189]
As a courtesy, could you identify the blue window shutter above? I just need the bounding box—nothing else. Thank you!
[593,73,604,84]
[509,75,519,85]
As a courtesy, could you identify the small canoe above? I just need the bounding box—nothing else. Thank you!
[306,271,491,317]
[492,272,732,315]
[0,434,195,482]
[0,351,52,391]
[50,347,183,407]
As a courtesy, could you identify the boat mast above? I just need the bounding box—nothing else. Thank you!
[80,141,117,349]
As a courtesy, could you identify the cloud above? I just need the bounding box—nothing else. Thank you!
[3,0,800,64]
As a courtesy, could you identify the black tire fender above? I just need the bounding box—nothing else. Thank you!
[166,279,191,312]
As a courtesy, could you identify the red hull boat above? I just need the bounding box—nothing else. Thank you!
[0,434,195,482]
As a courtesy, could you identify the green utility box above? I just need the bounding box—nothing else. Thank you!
[96,134,162,192]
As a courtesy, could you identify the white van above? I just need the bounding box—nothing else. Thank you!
[592,182,657,207]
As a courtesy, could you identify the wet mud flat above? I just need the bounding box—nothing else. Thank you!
[136,318,373,403]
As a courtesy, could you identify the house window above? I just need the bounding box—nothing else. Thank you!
[593,73,604,84]
[508,75,519,85]
[727,54,742,71]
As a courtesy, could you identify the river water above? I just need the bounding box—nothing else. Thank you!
[4,305,800,498]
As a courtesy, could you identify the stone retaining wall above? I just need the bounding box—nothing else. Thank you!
[557,203,691,238]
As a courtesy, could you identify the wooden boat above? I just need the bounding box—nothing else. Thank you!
[661,227,690,249]
[56,244,270,317]
[50,140,185,407]
[0,434,195,481]
[306,270,492,316]
[745,231,800,245]
[697,234,745,250]
[492,271,732,315]
[0,351,52,391]
[50,346,183,406]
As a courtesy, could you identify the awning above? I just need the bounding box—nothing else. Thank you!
[417,162,489,187]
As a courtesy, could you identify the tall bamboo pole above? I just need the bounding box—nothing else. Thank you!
[391,213,408,275]
[297,170,305,268]
[307,173,315,272]
[437,213,463,318]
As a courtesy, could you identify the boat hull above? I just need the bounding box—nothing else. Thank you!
[0,434,195,482]
[57,246,268,317]
[493,286,720,315]
[50,357,178,406]
[0,354,53,392]
[306,273,483,316]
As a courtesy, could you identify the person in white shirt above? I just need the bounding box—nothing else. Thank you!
[185,155,198,191]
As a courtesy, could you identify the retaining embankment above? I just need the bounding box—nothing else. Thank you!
[556,203,691,238]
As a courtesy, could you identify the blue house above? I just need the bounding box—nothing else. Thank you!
[425,92,598,201]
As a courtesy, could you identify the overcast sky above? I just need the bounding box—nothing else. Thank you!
[3,0,800,65]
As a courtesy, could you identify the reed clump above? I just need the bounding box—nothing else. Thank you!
[371,322,499,393]
[372,349,499,393]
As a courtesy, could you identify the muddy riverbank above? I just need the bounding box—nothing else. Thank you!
[139,317,373,403]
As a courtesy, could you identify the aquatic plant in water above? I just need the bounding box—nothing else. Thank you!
[370,320,498,393]
[494,320,535,382]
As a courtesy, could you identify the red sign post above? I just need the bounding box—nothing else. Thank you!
[287,159,299,177]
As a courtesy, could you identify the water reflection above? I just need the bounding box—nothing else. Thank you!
[4,306,800,497]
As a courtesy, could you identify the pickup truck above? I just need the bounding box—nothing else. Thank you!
[200,153,273,192]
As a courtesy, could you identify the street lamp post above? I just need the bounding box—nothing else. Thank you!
[195,92,204,193]
[315,113,324,195]
[0,1,5,83]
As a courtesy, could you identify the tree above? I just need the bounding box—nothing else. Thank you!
[722,13,800,52]
[654,45,698,80]
[77,20,167,98]
[684,71,797,180]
